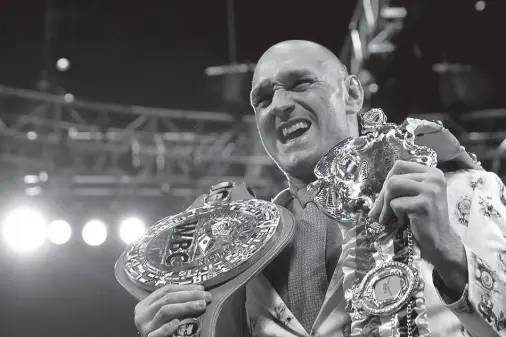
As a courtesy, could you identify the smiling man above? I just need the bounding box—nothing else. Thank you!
[133,41,506,337]
[251,41,361,185]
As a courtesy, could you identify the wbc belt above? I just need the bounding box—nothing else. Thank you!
[115,181,295,337]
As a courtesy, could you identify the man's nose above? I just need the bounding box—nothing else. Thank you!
[270,90,294,119]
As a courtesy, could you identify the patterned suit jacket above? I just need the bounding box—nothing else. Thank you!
[243,169,506,337]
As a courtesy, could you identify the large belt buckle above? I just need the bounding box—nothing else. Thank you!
[311,108,436,322]
[122,181,281,292]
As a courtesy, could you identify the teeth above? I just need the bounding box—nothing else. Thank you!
[281,121,309,137]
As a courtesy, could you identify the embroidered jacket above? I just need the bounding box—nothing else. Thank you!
[244,169,506,337]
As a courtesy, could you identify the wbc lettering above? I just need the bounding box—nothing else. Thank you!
[165,219,198,265]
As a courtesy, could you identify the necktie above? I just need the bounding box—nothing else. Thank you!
[287,185,333,332]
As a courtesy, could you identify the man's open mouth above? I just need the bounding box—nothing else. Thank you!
[278,119,312,143]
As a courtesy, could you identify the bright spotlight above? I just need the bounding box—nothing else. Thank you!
[26,131,38,140]
[39,171,49,182]
[24,175,39,184]
[56,58,70,71]
[82,220,107,246]
[25,186,42,197]
[63,93,75,103]
[368,83,379,93]
[47,220,71,245]
[119,217,146,244]
[475,1,486,11]
[2,207,46,253]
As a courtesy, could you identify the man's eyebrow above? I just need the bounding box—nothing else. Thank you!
[278,69,315,80]
[251,69,315,98]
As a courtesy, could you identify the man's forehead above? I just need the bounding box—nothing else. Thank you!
[252,56,323,87]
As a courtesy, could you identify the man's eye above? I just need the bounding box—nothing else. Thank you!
[292,80,311,90]
[256,95,272,108]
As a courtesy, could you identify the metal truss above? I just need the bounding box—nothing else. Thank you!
[340,0,407,105]
[455,109,506,176]
[0,85,286,201]
[340,0,506,180]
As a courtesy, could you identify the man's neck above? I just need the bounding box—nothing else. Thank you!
[286,173,317,190]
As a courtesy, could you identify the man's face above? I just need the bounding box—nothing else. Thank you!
[251,46,353,180]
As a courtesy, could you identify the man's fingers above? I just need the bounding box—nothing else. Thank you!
[369,173,426,220]
[147,319,180,337]
[389,197,413,228]
[384,173,427,182]
[154,290,212,309]
[150,300,207,331]
[387,160,431,178]
[147,284,204,304]
[390,196,424,222]
[378,178,426,224]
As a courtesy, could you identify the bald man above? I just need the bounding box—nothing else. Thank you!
[133,41,506,337]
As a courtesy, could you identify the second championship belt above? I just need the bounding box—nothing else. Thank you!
[115,181,295,337]
[307,109,436,337]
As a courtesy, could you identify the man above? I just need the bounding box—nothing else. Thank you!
[133,40,506,336]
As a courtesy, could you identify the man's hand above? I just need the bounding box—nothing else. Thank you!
[368,160,451,259]
[368,160,467,296]
[134,284,212,337]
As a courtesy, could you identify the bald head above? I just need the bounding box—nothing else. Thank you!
[250,40,363,183]
[253,40,348,86]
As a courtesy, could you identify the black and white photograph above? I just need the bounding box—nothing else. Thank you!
[1,1,506,336]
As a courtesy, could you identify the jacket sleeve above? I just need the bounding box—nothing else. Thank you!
[434,170,506,336]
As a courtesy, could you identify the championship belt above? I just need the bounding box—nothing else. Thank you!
[114,181,295,337]
[307,109,436,337]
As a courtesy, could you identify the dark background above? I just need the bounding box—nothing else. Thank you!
[0,0,504,336]
[1,0,355,110]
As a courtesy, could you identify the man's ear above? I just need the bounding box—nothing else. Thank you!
[344,74,364,114]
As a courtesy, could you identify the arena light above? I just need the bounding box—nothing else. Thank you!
[26,131,38,140]
[25,186,42,197]
[63,93,75,103]
[368,83,379,93]
[39,171,49,182]
[82,220,107,246]
[47,220,72,245]
[380,7,407,19]
[2,207,47,253]
[475,1,486,11]
[56,57,70,71]
[24,175,39,184]
[119,217,146,244]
